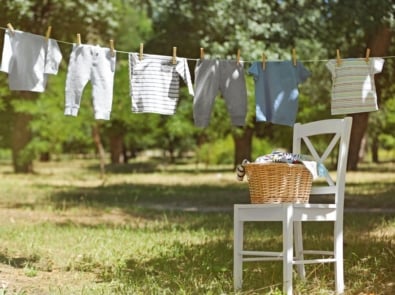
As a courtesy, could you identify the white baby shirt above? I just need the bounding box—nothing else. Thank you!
[326,58,384,115]
[0,29,62,92]
[129,53,194,115]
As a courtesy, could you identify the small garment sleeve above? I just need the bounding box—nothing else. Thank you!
[326,60,336,77]
[296,62,311,84]
[0,30,13,73]
[177,58,194,96]
[110,51,116,73]
[248,62,260,79]
[44,39,62,75]
[372,57,384,74]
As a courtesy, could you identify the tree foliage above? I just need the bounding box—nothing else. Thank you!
[1,0,394,171]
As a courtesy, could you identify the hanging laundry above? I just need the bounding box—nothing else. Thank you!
[128,53,194,115]
[193,60,247,127]
[64,44,116,120]
[0,29,62,92]
[326,58,384,115]
[249,61,310,126]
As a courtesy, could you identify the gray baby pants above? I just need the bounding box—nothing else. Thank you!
[193,59,247,127]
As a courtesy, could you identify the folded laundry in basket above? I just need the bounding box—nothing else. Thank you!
[236,159,249,181]
[236,152,328,181]
[256,151,327,179]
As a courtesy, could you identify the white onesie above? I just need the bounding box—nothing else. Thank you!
[65,44,116,120]
[129,53,194,115]
[0,29,62,92]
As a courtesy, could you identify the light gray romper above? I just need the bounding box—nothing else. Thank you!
[65,44,116,120]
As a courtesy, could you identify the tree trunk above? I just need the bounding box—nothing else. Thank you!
[371,134,379,163]
[92,123,106,178]
[11,92,37,173]
[347,25,392,170]
[39,152,51,162]
[233,126,254,169]
[348,113,369,170]
[12,111,34,173]
[109,133,124,164]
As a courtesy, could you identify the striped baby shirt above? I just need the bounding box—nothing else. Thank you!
[326,58,384,115]
[128,53,194,115]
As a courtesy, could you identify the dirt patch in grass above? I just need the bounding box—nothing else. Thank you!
[0,207,134,227]
[0,263,97,295]
[0,207,131,294]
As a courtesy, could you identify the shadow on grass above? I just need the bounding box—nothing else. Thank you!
[85,160,236,174]
[115,238,236,293]
[102,212,395,294]
[111,231,284,294]
[48,182,250,212]
[357,161,395,173]
[46,180,395,214]
[345,182,395,209]
[0,251,40,268]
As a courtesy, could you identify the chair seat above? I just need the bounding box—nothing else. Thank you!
[235,203,338,222]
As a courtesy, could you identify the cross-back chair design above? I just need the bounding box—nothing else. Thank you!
[234,117,353,295]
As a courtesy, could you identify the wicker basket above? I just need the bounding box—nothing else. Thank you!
[244,162,313,204]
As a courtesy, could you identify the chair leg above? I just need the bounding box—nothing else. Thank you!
[334,223,345,294]
[234,208,243,291]
[283,204,293,295]
[294,221,306,279]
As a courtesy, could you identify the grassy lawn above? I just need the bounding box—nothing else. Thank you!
[0,158,394,294]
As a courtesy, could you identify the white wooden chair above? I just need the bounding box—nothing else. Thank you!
[234,117,353,295]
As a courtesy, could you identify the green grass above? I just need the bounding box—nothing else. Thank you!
[0,158,394,294]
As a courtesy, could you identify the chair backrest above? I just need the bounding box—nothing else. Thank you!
[292,117,353,207]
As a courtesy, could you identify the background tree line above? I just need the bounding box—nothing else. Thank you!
[0,0,394,173]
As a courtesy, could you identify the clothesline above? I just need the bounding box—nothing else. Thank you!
[0,24,388,128]
[1,26,395,64]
